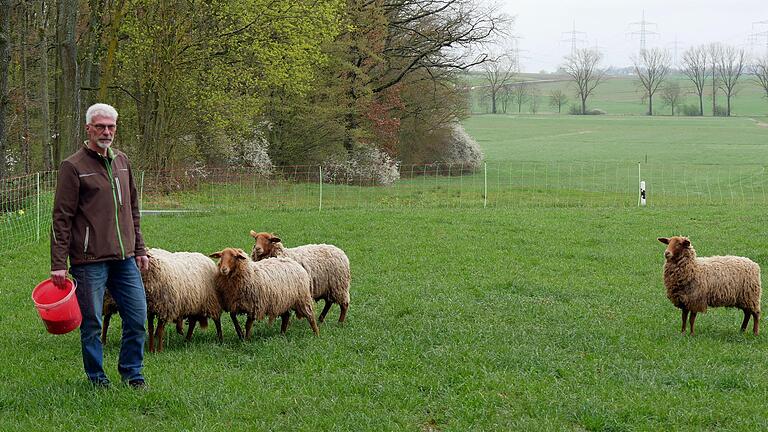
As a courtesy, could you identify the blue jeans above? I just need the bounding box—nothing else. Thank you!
[70,258,147,383]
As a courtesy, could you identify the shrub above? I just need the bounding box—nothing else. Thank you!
[568,104,582,115]
[322,146,400,186]
[713,105,728,117]
[432,123,484,171]
[585,108,606,115]
[226,122,274,176]
[681,104,701,116]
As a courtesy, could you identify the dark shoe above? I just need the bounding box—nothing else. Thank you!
[128,379,147,390]
[90,379,111,389]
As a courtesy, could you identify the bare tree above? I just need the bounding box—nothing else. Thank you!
[0,0,9,178]
[632,48,671,116]
[548,89,568,113]
[480,51,517,114]
[661,81,682,116]
[562,48,607,114]
[754,56,768,100]
[681,45,708,116]
[715,45,747,116]
[55,0,81,163]
[707,43,721,116]
[512,81,529,113]
[529,85,540,114]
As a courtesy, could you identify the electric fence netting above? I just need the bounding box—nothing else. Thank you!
[3,162,767,251]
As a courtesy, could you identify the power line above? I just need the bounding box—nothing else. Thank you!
[628,10,659,55]
[666,35,684,67]
[750,21,768,57]
[561,20,587,57]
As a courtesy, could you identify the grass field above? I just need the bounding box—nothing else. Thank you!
[2,114,768,430]
[467,73,768,117]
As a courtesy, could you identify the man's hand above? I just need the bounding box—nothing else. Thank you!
[136,255,149,272]
[51,269,68,289]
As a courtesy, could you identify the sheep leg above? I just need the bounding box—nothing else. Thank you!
[689,312,697,336]
[101,312,112,345]
[147,312,156,353]
[319,300,333,323]
[680,309,689,334]
[338,302,349,324]
[186,318,197,341]
[740,309,751,332]
[156,319,167,353]
[308,314,320,336]
[280,312,291,334]
[245,314,256,340]
[230,311,244,340]
[753,312,760,336]
[176,319,185,336]
[214,318,223,342]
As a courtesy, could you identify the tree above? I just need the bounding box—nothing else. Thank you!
[529,85,540,114]
[660,81,682,116]
[754,56,768,100]
[632,48,671,116]
[707,43,721,116]
[480,51,517,114]
[548,89,568,113]
[562,48,606,114]
[681,45,708,116]
[715,45,747,116]
[0,0,9,179]
[55,0,81,164]
[512,81,528,113]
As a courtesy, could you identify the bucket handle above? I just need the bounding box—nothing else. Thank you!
[32,278,78,311]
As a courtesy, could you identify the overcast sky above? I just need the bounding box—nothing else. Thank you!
[493,0,768,72]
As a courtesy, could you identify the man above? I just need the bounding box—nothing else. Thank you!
[50,103,149,389]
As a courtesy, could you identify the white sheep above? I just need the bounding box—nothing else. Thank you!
[210,247,319,339]
[658,236,762,335]
[250,231,350,323]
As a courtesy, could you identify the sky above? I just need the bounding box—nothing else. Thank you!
[492,0,768,72]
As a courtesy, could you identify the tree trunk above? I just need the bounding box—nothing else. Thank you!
[698,93,703,117]
[21,2,31,174]
[39,0,52,171]
[98,0,126,100]
[55,0,81,163]
[491,91,496,114]
[711,68,716,116]
[0,0,10,179]
[82,0,103,108]
[726,94,731,117]
[648,95,653,116]
[581,97,586,115]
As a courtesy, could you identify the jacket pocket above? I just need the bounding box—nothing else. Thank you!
[84,226,90,254]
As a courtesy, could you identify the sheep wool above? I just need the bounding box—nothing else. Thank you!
[211,248,319,339]
[659,236,762,335]
[250,231,351,323]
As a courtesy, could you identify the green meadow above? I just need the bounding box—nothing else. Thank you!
[1,114,768,430]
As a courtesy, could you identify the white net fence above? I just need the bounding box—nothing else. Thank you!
[2,161,767,251]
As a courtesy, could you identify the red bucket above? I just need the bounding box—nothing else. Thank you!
[32,278,82,335]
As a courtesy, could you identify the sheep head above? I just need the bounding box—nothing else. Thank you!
[658,236,692,262]
[249,230,282,261]
[210,248,249,276]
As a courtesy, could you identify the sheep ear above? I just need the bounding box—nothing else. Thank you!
[236,250,249,260]
[209,251,222,259]
[270,236,281,243]
[657,237,670,244]
[249,230,258,238]
[681,239,691,248]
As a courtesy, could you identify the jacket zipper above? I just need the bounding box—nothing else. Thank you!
[104,157,126,259]
[114,176,123,206]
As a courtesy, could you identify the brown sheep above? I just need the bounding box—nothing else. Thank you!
[658,236,762,335]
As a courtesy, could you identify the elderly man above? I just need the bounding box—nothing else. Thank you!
[50,103,149,389]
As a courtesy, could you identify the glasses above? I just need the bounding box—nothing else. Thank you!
[90,124,117,132]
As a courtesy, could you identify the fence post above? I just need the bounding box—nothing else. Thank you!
[36,172,40,242]
[319,165,323,211]
[483,161,488,208]
[637,163,641,207]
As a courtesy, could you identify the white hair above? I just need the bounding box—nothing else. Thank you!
[85,103,119,124]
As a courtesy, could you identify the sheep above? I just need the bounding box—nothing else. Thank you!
[209,248,319,339]
[101,292,185,345]
[249,231,350,323]
[141,248,223,352]
[658,236,762,335]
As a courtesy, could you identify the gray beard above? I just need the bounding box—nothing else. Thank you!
[97,141,111,149]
